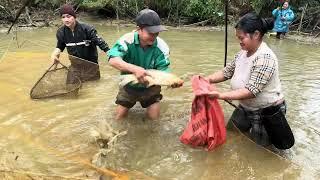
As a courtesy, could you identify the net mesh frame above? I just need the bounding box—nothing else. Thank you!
[30,61,81,99]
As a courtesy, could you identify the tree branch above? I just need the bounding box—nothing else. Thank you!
[7,0,33,34]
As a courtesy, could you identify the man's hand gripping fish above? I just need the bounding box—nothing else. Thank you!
[119,69,184,88]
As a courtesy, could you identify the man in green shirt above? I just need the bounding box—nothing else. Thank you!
[108,9,177,120]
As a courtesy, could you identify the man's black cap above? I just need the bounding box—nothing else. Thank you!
[135,9,167,33]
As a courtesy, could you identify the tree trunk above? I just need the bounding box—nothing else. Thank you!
[25,6,33,25]
[312,19,320,34]
[7,0,33,34]
[116,0,119,22]
[167,0,172,22]
[116,0,120,32]
[135,0,139,14]
[298,4,308,35]
[176,0,180,26]
[315,31,320,38]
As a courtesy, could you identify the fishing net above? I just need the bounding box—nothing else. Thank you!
[30,60,81,99]
[30,54,101,99]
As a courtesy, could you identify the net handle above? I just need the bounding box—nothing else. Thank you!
[50,60,68,71]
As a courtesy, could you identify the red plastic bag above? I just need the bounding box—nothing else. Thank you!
[180,75,226,151]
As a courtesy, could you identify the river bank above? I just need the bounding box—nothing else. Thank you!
[1,12,319,45]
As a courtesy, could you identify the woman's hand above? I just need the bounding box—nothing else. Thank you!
[204,76,211,83]
[205,70,226,84]
[208,90,221,99]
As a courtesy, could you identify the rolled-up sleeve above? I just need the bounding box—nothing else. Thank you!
[88,27,109,52]
[245,54,276,96]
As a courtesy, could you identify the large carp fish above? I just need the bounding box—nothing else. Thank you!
[119,69,184,88]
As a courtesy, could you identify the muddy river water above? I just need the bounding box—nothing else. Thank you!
[0,19,319,179]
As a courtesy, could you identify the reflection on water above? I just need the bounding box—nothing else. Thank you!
[0,22,320,179]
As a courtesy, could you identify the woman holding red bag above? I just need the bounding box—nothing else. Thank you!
[206,13,294,149]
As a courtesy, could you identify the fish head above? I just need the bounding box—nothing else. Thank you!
[170,77,184,88]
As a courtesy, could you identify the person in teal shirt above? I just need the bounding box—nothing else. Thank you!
[108,9,180,120]
[272,1,295,39]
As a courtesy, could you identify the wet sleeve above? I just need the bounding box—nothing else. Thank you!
[245,54,276,96]
[56,30,65,52]
[88,26,109,52]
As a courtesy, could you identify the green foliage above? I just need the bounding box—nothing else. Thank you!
[82,0,110,8]
[33,0,89,8]
[32,0,63,8]
[250,0,273,14]
[183,0,222,18]
[181,0,224,23]
[1,0,320,26]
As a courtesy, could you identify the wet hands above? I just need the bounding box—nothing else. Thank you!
[171,81,183,88]
[204,76,211,83]
[208,90,221,99]
[50,48,61,64]
[133,66,150,85]
[51,55,60,64]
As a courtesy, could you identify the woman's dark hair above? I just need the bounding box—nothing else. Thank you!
[235,13,274,38]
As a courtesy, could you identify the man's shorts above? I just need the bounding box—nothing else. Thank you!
[228,101,294,149]
[115,85,163,108]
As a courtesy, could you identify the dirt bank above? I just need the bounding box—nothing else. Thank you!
[1,12,319,45]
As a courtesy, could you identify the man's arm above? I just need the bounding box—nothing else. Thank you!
[88,26,109,52]
[107,32,148,83]
[109,57,142,73]
[109,57,149,83]
[51,30,65,62]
